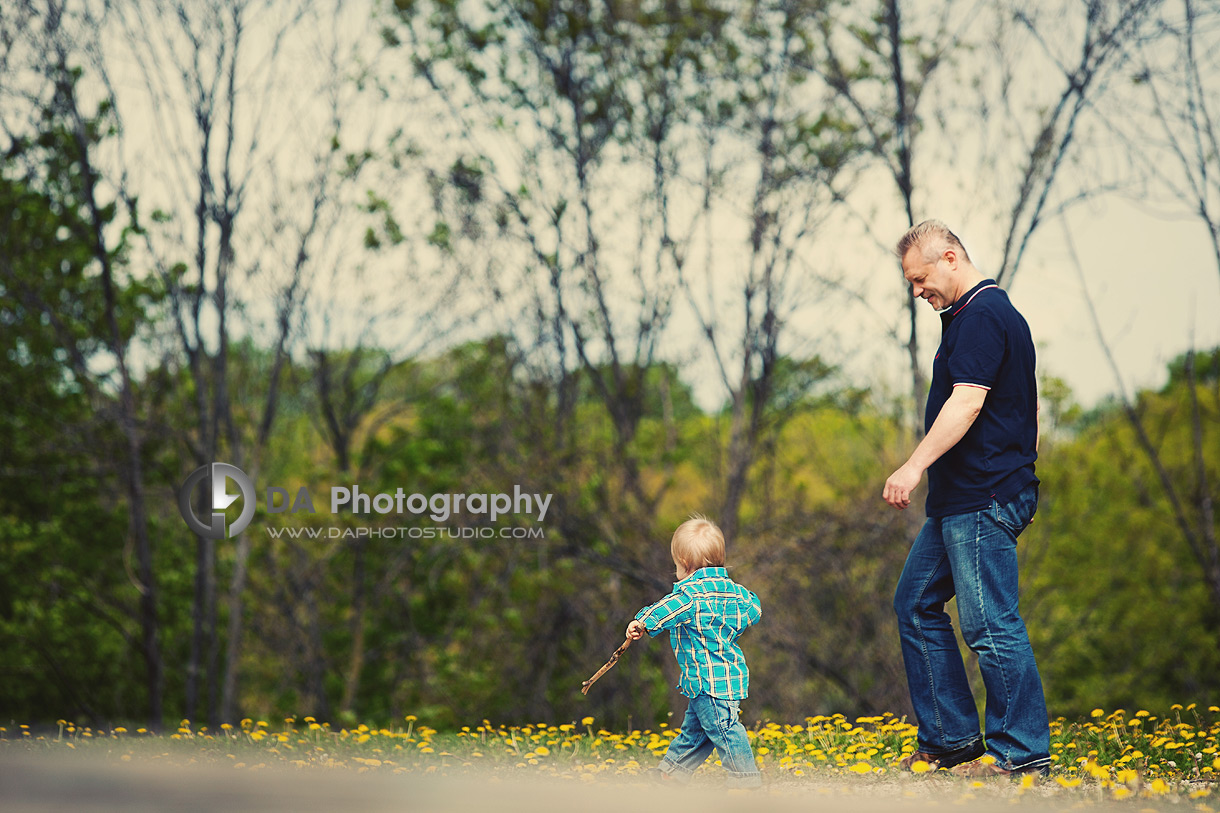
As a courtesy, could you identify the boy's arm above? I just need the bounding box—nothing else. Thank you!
[743,588,762,629]
[633,589,695,636]
[722,585,761,634]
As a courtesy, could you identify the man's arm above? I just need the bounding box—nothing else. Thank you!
[882,384,988,510]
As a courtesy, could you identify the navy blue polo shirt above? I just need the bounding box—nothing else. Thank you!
[924,279,1038,517]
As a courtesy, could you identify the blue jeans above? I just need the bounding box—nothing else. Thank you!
[893,483,1050,772]
[656,694,761,787]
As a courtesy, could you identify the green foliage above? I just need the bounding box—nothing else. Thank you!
[0,89,171,723]
[1023,362,1220,717]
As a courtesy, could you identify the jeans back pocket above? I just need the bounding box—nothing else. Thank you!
[994,483,1038,535]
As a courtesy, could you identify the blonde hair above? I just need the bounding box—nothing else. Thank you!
[671,514,726,570]
[896,219,973,265]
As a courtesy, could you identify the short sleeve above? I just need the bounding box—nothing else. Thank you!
[947,309,1005,390]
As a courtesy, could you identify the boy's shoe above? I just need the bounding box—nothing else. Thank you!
[899,740,985,772]
[643,767,679,785]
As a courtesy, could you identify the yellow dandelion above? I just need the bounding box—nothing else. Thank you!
[910,760,933,774]
[849,762,872,774]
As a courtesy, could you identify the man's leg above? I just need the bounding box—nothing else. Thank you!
[893,518,985,762]
[941,485,1050,773]
[656,699,716,782]
[693,695,761,789]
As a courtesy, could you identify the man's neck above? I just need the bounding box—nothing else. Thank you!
[950,268,988,307]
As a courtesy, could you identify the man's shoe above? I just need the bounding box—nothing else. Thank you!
[949,757,1009,777]
[898,751,941,771]
[950,756,1045,778]
[899,740,985,772]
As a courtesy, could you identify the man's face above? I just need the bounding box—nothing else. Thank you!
[901,245,958,311]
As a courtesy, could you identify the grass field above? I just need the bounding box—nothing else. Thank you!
[2,707,1218,811]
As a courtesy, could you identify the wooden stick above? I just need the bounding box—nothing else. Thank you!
[580,636,633,695]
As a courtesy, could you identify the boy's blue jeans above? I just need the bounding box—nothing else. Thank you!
[893,483,1051,773]
[656,694,761,787]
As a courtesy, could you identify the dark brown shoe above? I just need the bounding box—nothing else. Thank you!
[949,757,1011,777]
[898,751,941,771]
[950,757,1046,778]
[899,740,985,772]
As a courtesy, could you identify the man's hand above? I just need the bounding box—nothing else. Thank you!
[882,385,987,510]
[625,619,647,640]
[883,461,925,510]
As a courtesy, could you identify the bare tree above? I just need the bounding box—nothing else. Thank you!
[813,0,977,423]
[1129,0,1220,285]
[74,0,387,723]
[984,0,1163,287]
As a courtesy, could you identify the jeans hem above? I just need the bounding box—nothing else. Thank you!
[725,772,763,789]
[1002,755,1052,774]
[657,758,695,779]
[918,737,985,769]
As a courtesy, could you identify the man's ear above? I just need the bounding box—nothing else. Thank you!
[942,247,958,269]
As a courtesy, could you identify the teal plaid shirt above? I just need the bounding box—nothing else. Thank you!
[634,566,762,700]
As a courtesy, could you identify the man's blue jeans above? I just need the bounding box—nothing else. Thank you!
[893,483,1050,773]
[656,694,761,787]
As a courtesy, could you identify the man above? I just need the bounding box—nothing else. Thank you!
[883,220,1050,777]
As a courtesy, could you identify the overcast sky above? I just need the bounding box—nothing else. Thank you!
[70,0,1220,415]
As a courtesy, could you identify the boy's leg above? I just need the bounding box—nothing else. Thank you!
[693,695,761,789]
[655,700,715,782]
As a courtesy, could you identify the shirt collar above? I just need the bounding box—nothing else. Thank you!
[941,278,998,328]
[675,565,726,587]
[950,278,998,315]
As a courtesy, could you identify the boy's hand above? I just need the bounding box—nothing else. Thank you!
[625,620,647,640]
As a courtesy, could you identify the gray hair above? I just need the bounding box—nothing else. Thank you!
[896,220,972,264]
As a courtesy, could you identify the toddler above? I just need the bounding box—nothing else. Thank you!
[626,515,762,788]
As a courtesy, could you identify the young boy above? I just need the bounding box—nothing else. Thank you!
[626,515,763,788]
